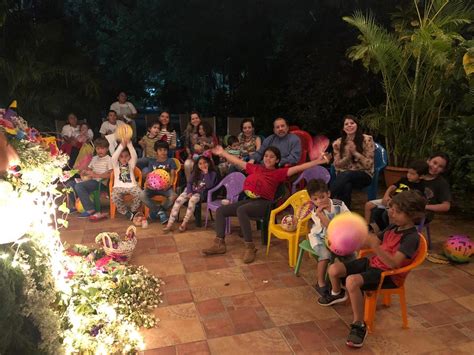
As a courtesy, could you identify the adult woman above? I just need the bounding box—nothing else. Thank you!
[330,115,374,208]
[202,145,330,264]
[157,110,177,155]
[238,118,261,159]
[183,111,202,181]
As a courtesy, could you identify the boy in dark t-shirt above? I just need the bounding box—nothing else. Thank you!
[365,160,428,226]
[318,190,426,348]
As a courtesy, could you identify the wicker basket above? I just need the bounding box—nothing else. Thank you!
[97,225,137,260]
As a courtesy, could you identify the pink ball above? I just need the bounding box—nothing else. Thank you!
[326,212,367,256]
[146,169,171,190]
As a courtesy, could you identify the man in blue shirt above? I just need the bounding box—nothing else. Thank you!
[250,117,301,166]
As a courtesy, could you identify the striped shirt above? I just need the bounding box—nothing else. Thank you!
[157,129,177,149]
[88,155,112,182]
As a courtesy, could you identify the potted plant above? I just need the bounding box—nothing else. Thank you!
[343,0,472,186]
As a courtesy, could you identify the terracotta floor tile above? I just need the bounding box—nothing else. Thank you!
[455,295,474,312]
[201,315,236,338]
[142,346,176,355]
[256,286,338,326]
[431,324,472,347]
[141,303,205,348]
[433,299,472,317]
[186,267,253,301]
[286,321,333,350]
[435,281,471,298]
[196,298,226,318]
[228,307,266,334]
[175,340,210,355]
[165,289,194,305]
[132,252,185,277]
[412,303,455,326]
[315,318,350,341]
[404,277,450,305]
[207,328,293,354]
[161,275,189,291]
[449,341,474,353]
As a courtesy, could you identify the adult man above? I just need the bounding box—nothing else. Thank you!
[110,91,138,140]
[250,117,301,166]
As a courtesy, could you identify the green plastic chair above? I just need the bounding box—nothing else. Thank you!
[294,239,320,276]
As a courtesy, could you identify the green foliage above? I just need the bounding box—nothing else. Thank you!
[344,0,473,166]
[436,116,474,216]
[0,244,47,355]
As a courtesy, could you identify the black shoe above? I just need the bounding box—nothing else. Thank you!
[125,211,135,221]
[317,289,348,306]
[346,321,367,348]
[314,284,330,297]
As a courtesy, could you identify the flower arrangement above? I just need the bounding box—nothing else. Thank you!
[0,106,164,354]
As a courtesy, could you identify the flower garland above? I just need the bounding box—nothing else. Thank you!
[0,107,164,353]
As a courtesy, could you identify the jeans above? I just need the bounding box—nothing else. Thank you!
[215,199,272,242]
[330,170,372,208]
[74,179,101,212]
[139,187,177,213]
[137,157,152,174]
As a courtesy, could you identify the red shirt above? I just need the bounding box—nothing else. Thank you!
[370,225,420,286]
[243,163,289,200]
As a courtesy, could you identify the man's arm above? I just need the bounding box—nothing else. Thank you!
[279,134,301,166]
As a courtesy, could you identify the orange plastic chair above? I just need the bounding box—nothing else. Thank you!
[266,190,312,267]
[144,158,181,218]
[109,167,143,219]
[359,234,428,332]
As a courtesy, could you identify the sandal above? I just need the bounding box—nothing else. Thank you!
[426,253,450,265]
[89,212,108,222]
[162,225,173,234]
[132,212,144,227]
[178,224,187,233]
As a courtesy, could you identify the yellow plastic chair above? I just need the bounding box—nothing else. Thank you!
[359,234,428,332]
[266,190,312,267]
[109,167,143,219]
[144,158,181,218]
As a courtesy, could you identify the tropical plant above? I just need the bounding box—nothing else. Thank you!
[343,0,473,166]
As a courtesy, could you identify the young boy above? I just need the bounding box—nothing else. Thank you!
[74,137,113,218]
[306,179,350,296]
[111,139,142,220]
[139,141,177,224]
[137,119,161,172]
[218,135,241,176]
[365,160,428,230]
[318,190,426,348]
[99,110,124,137]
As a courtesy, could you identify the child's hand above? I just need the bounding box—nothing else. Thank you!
[365,233,380,249]
[122,139,130,147]
[211,145,224,156]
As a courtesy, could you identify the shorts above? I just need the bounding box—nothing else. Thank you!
[312,243,332,261]
[368,199,386,209]
[343,258,397,291]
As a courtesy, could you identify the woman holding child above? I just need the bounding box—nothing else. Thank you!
[238,118,261,158]
[201,145,330,264]
[331,115,374,208]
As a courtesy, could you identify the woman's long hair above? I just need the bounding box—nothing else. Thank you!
[340,114,364,157]
[159,110,174,132]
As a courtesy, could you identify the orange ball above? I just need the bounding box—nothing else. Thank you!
[326,212,367,256]
[116,124,133,141]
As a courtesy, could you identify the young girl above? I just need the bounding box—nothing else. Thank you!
[163,156,217,232]
[202,145,331,264]
[76,122,93,145]
[111,140,142,220]
[193,121,215,159]
[183,111,202,182]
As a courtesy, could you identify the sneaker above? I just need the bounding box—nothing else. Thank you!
[346,321,367,348]
[314,284,330,297]
[78,211,94,218]
[157,210,169,224]
[149,210,159,221]
[125,211,135,221]
[317,289,348,306]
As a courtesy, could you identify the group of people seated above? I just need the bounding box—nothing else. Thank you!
[59,107,452,349]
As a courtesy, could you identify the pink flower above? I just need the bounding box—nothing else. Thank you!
[95,256,113,269]
[66,270,75,279]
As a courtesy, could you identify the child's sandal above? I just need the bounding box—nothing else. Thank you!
[178,224,187,233]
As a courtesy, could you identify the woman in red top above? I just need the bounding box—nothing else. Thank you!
[202,145,330,263]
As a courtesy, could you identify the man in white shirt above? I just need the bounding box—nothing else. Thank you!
[110,91,138,141]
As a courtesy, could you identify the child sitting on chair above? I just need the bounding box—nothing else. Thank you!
[318,190,426,349]
[139,141,177,224]
[111,139,142,221]
[365,160,428,231]
[218,135,241,176]
[306,179,350,297]
[163,156,217,233]
[73,137,112,219]
[137,119,161,171]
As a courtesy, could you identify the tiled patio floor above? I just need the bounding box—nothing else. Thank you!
[61,192,474,354]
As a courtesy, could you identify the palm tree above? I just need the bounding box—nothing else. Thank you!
[343,0,473,166]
